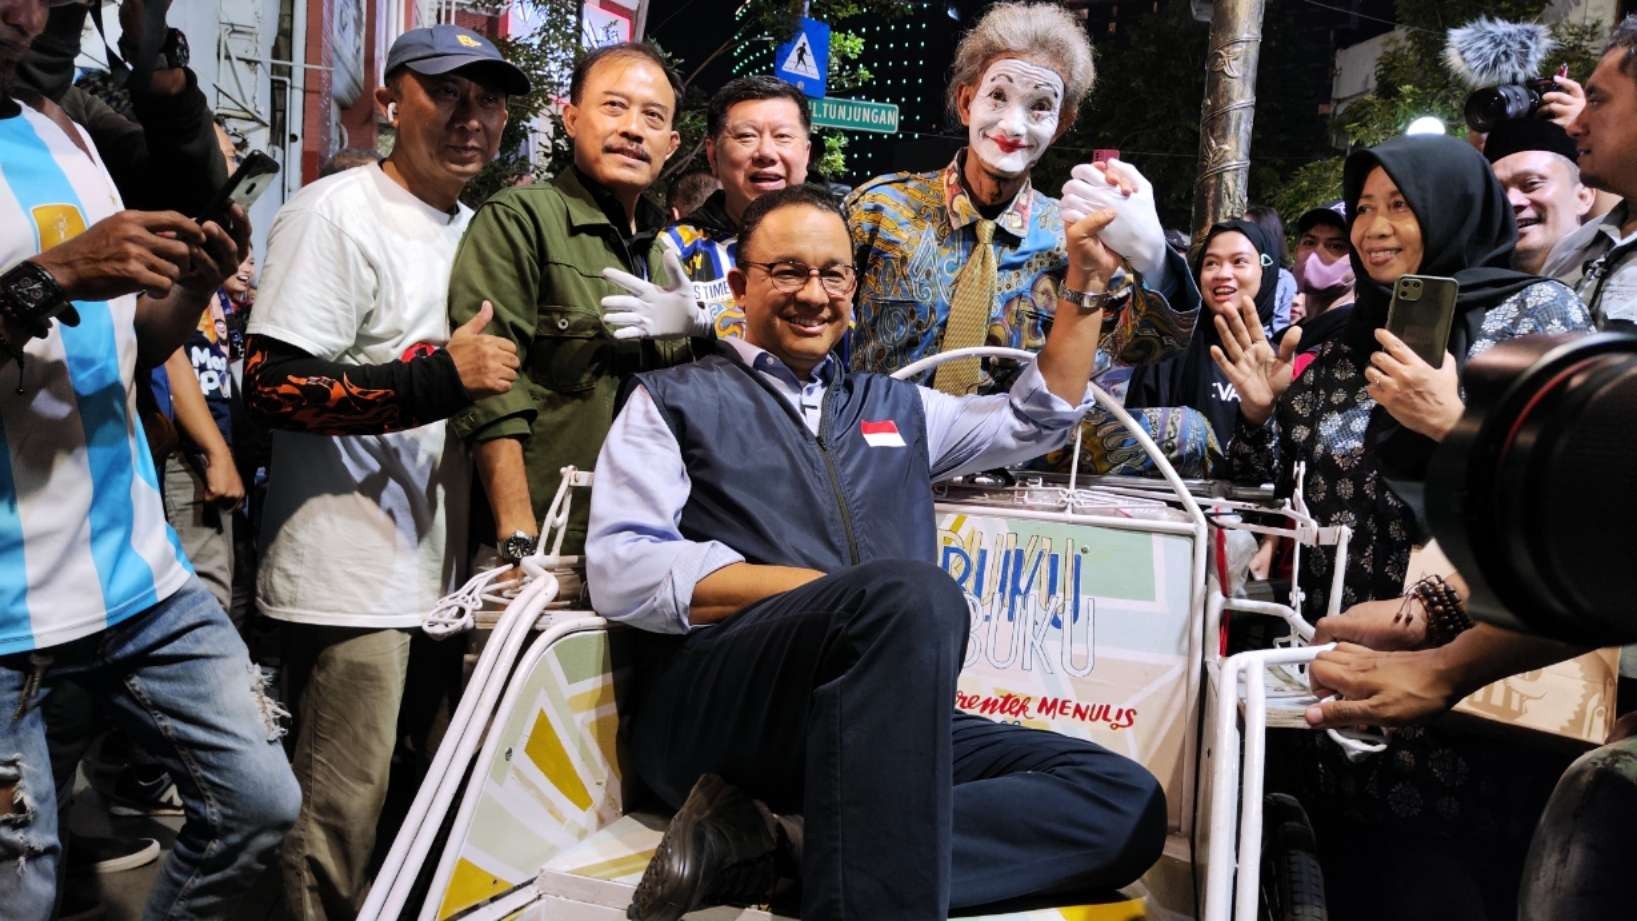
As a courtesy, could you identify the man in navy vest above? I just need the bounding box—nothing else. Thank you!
[587,185,1166,921]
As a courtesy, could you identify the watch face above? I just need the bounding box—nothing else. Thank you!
[501,534,535,563]
[2,263,66,324]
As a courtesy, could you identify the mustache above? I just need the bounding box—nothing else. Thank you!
[604,142,652,163]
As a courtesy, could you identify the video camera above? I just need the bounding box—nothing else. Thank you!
[1444,18,1561,133]
[1424,333,1637,647]
[1463,77,1560,133]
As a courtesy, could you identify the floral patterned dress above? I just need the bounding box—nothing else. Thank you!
[1225,279,1591,842]
[1227,280,1592,615]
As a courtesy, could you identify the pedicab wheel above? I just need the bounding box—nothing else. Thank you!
[1258,793,1327,921]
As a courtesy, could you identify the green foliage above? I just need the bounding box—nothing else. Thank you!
[1035,1,1210,229]
[460,0,579,208]
[829,29,872,94]
[1334,3,1604,146]
[816,129,849,178]
[461,0,908,205]
[1265,0,1606,233]
[1267,158,1345,236]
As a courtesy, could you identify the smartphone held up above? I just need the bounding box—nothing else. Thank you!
[198,150,279,231]
[1385,274,1459,367]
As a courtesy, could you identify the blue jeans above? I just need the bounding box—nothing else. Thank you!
[0,577,301,920]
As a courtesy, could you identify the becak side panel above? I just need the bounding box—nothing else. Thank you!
[939,508,1196,831]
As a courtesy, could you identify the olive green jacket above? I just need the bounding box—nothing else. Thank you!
[448,168,698,552]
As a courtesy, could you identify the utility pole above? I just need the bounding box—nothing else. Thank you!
[1191,0,1266,244]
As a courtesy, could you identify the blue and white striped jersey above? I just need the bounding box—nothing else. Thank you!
[0,102,192,655]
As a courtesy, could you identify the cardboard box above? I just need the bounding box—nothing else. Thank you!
[1408,541,1618,748]
[1450,647,1619,748]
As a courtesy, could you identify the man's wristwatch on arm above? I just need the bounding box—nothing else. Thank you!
[0,260,79,335]
[499,530,538,566]
[1060,267,1134,315]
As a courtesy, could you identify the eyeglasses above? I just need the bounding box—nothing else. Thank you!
[742,260,857,296]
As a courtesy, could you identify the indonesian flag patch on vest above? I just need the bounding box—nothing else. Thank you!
[860,419,906,448]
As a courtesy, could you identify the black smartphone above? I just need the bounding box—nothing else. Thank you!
[198,150,280,225]
[1386,274,1459,367]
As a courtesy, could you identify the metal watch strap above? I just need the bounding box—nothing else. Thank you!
[500,530,537,564]
[1061,273,1133,314]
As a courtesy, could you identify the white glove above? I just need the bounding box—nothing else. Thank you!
[600,248,710,340]
[1059,158,1168,280]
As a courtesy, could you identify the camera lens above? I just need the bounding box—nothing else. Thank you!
[1464,84,1543,133]
[1428,334,1637,644]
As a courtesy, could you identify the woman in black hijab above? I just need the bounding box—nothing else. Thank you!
[1125,218,1279,454]
[1215,135,1591,921]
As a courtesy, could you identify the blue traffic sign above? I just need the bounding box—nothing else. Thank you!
[774,17,829,99]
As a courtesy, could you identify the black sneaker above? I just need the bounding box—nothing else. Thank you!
[627,774,785,921]
[104,764,185,817]
[67,833,161,875]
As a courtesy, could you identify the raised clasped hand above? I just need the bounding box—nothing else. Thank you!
[1058,158,1167,279]
[1364,328,1462,441]
[601,247,709,340]
[1064,209,1121,285]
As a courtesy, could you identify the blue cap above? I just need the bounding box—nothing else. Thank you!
[384,25,531,96]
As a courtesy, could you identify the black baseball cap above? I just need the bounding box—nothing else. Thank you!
[1296,201,1347,235]
[1483,117,1579,165]
[384,25,531,96]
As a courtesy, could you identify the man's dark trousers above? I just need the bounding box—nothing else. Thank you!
[625,559,1167,920]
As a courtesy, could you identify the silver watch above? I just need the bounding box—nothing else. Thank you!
[1061,269,1134,314]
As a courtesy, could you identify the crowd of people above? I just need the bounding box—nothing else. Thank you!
[2,0,1636,919]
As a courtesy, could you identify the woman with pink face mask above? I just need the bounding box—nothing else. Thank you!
[1276,204,1358,371]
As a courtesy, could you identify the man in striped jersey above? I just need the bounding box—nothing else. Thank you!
[0,1,300,917]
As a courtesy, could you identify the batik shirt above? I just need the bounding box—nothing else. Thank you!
[845,150,1204,474]
[1229,280,1589,831]
[657,190,744,340]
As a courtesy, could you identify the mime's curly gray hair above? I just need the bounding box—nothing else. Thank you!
[946,2,1095,120]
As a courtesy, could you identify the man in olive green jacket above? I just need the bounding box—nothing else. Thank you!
[449,42,697,559]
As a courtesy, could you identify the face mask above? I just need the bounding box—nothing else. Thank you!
[1297,249,1355,297]
[967,59,1064,177]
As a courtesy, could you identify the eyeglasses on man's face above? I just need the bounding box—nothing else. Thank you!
[742,260,857,296]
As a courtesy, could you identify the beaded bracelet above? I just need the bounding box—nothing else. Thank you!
[1405,573,1473,647]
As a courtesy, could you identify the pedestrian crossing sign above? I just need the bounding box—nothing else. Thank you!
[774,17,829,98]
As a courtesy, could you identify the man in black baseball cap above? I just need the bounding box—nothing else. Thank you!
[383,23,531,96]
[370,24,530,213]
[1485,118,1594,273]
[246,22,530,921]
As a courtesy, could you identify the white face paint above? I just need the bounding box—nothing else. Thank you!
[966,58,1065,177]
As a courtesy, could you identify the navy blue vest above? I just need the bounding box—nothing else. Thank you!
[636,343,936,572]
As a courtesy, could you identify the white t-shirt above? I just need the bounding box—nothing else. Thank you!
[248,163,472,627]
[0,102,192,654]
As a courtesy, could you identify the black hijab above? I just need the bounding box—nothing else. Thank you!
[1340,135,1546,481]
[1341,135,1543,362]
[1127,219,1279,445]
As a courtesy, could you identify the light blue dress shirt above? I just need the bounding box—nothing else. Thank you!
[585,338,1095,635]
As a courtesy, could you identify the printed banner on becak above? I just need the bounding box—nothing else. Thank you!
[938,508,1197,829]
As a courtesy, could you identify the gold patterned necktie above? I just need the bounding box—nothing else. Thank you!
[934,218,997,395]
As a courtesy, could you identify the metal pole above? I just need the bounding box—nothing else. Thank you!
[1191,0,1266,243]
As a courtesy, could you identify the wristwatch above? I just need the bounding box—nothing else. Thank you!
[0,261,78,332]
[499,530,538,565]
[1060,268,1134,315]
